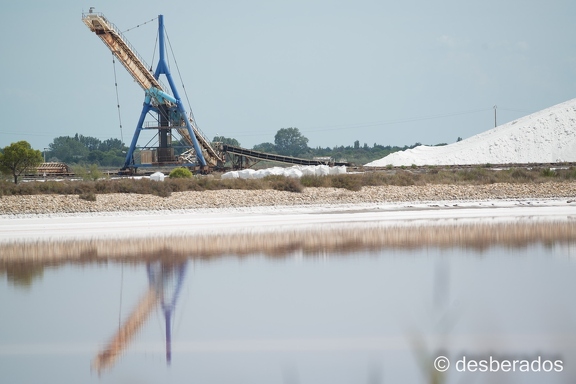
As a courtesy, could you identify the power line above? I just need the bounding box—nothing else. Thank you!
[215,107,493,138]
[301,107,493,134]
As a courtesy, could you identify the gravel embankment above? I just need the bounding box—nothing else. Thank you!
[1,182,576,215]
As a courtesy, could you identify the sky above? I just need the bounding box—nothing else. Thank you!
[1,0,575,153]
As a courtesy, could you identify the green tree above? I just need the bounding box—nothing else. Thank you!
[99,138,126,152]
[76,134,101,151]
[0,141,43,184]
[253,142,277,153]
[274,127,309,157]
[87,150,105,164]
[48,136,89,163]
[213,136,241,147]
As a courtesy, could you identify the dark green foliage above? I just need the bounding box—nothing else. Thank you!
[46,134,128,166]
[0,141,44,184]
[274,128,309,157]
[252,142,277,153]
[303,141,424,165]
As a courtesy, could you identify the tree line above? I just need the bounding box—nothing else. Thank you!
[34,128,429,167]
[250,127,427,165]
[1,127,449,183]
[45,134,128,166]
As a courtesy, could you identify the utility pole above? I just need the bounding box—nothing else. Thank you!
[493,105,497,127]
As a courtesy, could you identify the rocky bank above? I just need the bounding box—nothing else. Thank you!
[1,182,576,215]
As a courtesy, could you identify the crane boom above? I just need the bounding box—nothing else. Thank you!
[82,12,165,94]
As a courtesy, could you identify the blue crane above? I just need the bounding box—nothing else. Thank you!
[82,11,224,173]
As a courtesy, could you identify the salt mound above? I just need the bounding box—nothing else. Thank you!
[221,165,346,179]
[365,98,576,166]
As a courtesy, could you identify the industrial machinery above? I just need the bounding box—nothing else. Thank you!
[82,10,349,173]
[82,10,223,173]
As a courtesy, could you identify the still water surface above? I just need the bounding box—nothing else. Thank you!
[1,244,575,383]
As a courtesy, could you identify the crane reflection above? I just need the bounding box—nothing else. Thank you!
[92,260,187,375]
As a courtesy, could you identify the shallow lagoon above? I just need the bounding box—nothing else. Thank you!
[1,241,575,383]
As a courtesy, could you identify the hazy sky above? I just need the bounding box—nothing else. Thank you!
[1,0,575,153]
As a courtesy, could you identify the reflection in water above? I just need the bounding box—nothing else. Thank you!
[2,221,576,265]
[92,261,187,375]
[1,223,576,383]
[4,263,44,289]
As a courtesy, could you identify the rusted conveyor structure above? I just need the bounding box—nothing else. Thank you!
[82,11,223,171]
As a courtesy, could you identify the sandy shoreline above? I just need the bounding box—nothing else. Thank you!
[1,182,576,215]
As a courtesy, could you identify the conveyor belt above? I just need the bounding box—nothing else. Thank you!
[222,145,348,166]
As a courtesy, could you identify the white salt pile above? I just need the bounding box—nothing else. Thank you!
[365,98,576,166]
[149,171,165,181]
[221,165,346,179]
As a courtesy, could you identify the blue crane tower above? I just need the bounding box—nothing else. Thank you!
[82,11,224,173]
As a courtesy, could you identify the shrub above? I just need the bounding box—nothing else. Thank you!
[540,168,557,177]
[272,177,304,193]
[147,179,172,197]
[361,172,388,186]
[330,174,363,191]
[71,165,89,181]
[389,170,418,186]
[560,167,576,180]
[456,168,491,183]
[169,167,193,179]
[300,175,329,188]
[95,180,109,192]
[510,168,534,181]
[88,164,105,181]
[266,176,303,193]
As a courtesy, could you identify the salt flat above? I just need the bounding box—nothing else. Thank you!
[2,198,575,244]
